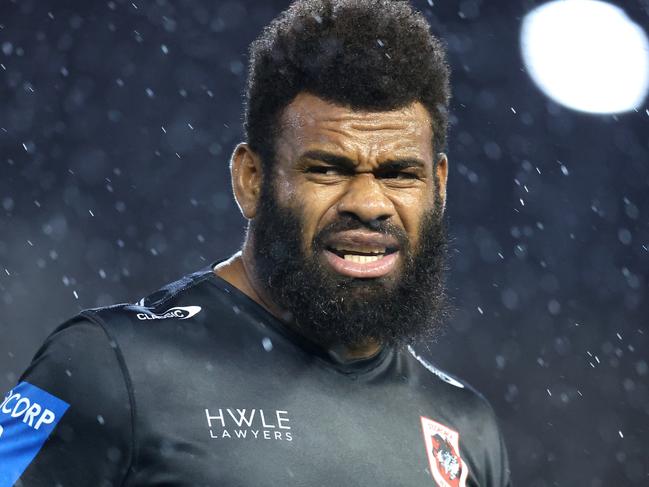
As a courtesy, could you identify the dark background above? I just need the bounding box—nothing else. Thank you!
[1,0,648,485]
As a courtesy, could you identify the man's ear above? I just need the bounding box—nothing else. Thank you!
[435,152,449,211]
[230,143,263,219]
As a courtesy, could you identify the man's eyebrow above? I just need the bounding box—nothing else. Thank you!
[300,150,427,171]
[377,158,427,171]
[299,150,357,170]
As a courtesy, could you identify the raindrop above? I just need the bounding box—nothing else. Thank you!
[618,228,632,245]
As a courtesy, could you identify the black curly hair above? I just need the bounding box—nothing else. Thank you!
[244,0,451,170]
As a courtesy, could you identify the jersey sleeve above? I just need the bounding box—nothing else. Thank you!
[480,400,513,487]
[0,317,133,487]
[498,427,513,487]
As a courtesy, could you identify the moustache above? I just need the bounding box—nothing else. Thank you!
[312,215,410,252]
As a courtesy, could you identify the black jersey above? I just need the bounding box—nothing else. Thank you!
[1,265,511,487]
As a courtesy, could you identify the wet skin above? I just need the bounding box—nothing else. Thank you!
[216,93,448,359]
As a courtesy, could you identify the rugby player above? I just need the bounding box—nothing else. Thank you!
[0,1,512,485]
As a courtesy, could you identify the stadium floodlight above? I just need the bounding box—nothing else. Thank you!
[520,0,649,114]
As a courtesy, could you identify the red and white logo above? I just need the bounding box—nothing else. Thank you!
[420,417,468,487]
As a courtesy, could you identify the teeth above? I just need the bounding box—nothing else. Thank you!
[333,245,386,254]
[343,254,383,263]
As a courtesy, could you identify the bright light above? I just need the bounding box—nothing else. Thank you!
[521,0,649,114]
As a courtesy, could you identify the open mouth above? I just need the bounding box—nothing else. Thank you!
[321,231,402,278]
[326,245,399,263]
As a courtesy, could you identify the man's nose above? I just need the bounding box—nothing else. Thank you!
[336,174,395,223]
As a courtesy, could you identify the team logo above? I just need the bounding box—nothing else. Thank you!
[420,417,468,487]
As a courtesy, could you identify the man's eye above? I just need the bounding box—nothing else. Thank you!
[382,171,418,179]
[307,166,340,176]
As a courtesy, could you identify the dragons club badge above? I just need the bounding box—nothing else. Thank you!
[420,417,469,487]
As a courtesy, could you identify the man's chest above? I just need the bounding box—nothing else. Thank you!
[126,348,477,487]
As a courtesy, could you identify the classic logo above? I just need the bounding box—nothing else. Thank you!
[420,417,468,487]
[136,306,202,321]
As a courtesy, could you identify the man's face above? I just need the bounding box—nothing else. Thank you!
[249,93,449,347]
[274,94,443,278]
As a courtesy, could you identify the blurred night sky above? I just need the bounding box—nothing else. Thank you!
[1,0,648,485]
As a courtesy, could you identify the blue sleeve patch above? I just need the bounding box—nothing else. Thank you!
[0,382,70,487]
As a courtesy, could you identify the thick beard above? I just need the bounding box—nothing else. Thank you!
[249,182,449,349]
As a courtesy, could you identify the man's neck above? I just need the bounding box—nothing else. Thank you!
[213,252,383,361]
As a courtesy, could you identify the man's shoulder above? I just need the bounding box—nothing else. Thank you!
[403,346,511,486]
[65,264,273,373]
[20,265,224,391]
[82,265,218,326]
[403,344,507,469]
[404,345,496,420]
[36,264,249,375]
